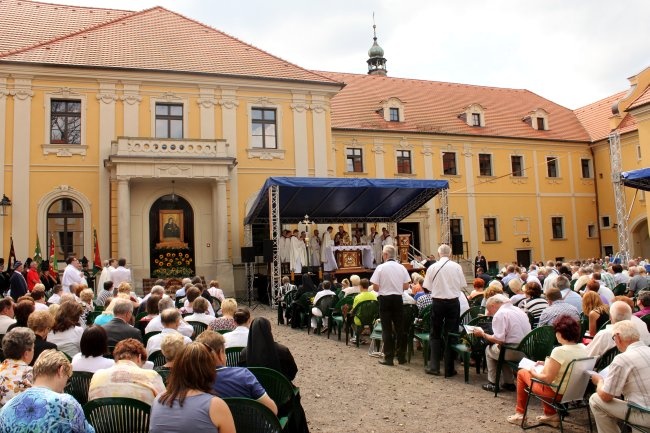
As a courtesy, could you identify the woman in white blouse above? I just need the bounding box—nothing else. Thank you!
[71,325,115,373]
[47,300,84,358]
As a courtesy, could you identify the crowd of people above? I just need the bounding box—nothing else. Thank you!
[0,255,310,433]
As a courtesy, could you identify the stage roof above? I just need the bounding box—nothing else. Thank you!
[244,177,449,225]
[621,168,650,192]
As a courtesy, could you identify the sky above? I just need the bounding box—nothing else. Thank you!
[41,0,650,109]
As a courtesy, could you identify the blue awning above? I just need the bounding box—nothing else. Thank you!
[621,168,650,191]
[244,177,449,225]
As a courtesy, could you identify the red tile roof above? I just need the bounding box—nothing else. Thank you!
[628,87,650,111]
[0,0,133,55]
[574,91,637,141]
[0,2,340,86]
[318,71,591,142]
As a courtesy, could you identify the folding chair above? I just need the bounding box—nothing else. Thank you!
[520,356,597,433]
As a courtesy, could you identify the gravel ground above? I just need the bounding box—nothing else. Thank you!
[251,305,593,433]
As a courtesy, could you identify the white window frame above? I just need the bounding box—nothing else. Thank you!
[551,216,565,240]
[580,158,593,179]
[461,103,486,127]
[42,90,88,156]
[510,154,525,177]
[246,100,285,160]
[345,147,364,173]
[478,153,493,177]
[381,97,405,122]
[150,94,189,139]
[483,216,499,242]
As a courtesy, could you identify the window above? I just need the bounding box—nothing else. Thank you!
[604,245,614,257]
[484,218,497,242]
[536,117,546,131]
[346,148,363,172]
[450,218,462,236]
[472,113,481,127]
[587,224,596,238]
[389,108,400,122]
[251,108,277,149]
[155,103,183,138]
[50,100,81,144]
[581,158,593,178]
[601,216,611,228]
[546,157,558,177]
[511,155,524,177]
[396,150,412,174]
[552,217,564,239]
[47,198,84,262]
[478,153,493,176]
[442,152,457,175]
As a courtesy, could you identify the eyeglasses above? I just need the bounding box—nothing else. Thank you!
[611,333,620,341]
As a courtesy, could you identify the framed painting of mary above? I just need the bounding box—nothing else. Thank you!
[158,210,186,247]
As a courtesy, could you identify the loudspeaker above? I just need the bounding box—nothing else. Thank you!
[451,234,463,255]
[263,240,274,263]
[241,247,255,263]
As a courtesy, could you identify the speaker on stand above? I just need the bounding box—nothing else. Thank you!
[451,234,463,257]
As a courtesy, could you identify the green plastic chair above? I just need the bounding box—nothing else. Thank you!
[446,315,493,383]
[225,346,245,367]
[413,304,432,365]
[641,314,650,333]
[143,331,161,346]
[594,345,620,372]
[403,303,419,362]
[327,294,356,340]
[308,294,336,335]
[217,329,232,335]
[295,291,316,330]
[147,350,167,368]
[248,367,296,429]
[64,371,93,405]
[223,397,283,433]
[612,283,628,296]
[135,311,148,321]
[86,311,102,326]
[346,299,379,347]
[623,401,650,433]
[494,325,556,396]
[520,357,597,432]
[186,320,208,340]
[83,397,151,433]
[154,366,170,385]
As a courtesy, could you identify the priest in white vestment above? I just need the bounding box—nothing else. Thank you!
[309,229,321,271]
[321,226,336,272]
[370,227,382,267]
[289,230,308,273]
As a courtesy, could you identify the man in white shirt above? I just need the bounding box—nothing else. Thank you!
[473,294,531,392]
[183,297,215,326]
[145,296,193,338]
[370,244,411,366]
[0,297,15,333]
[61,257,85,294]
[587,301,650,357]
[146,309,191,356]
[422,244,467,377]
[109,258,132,288]
[310,281,336,331]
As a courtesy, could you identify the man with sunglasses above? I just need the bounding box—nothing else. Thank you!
[590,320,650,432]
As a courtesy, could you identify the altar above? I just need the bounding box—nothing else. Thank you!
[327,245,374,270]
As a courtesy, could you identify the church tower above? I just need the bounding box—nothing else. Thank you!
[367,20,387,76]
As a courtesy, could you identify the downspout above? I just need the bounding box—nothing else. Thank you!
[590,144,603,256]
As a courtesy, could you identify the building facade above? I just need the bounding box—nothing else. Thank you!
[1,0,649,294]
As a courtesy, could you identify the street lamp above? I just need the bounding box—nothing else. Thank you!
[0,194,11,216]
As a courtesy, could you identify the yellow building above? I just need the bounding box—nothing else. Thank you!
[1,0,648,294]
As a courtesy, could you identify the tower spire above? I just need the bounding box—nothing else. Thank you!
[367,13,387,76]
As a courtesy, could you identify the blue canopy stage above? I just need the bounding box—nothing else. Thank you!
[244,177,449,225]
[621,167,650,192]
[243,177,449,305]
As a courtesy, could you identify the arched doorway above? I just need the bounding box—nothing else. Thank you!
[631,218,650,260]
[148,195,195,278]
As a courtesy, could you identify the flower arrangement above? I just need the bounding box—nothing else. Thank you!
[151,248,194,278]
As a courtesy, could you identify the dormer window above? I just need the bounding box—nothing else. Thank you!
[460,103,486,127]
[380,97,405,122]
[523,108,549,131]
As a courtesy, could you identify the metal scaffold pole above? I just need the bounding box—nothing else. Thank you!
[269,185,281,307]
[439,188,450,246]
[609,132,630,263]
